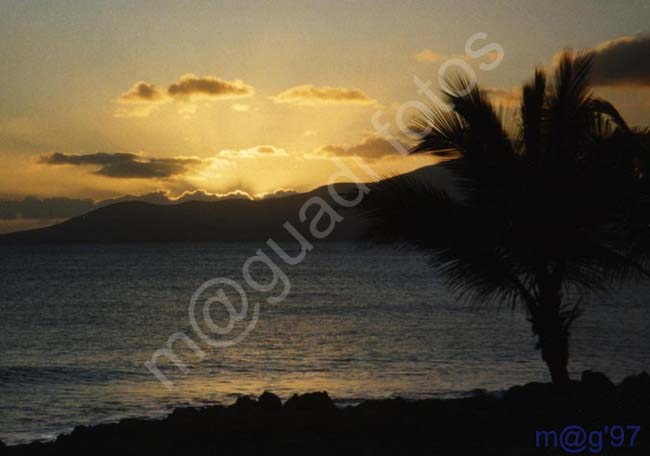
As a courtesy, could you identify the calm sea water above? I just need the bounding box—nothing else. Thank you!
[1,243,649,445]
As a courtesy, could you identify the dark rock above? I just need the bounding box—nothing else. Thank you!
[353,397,409,417]
[467,388,489,397]
[580,370,615,402]
[618,371,650,404]
[581,370,615,389]
[283,391,335,412]
[503,382,553,408]
[232,395,257,412]
[4,380,650,455]
[258,391,282,412]
[69,425,90,437]
[355,397,408,410]
[170,406,203,419]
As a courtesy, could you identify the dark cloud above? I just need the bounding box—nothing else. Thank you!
[589,34,650,87]
[39,152,202,179]
[114,74,255,116]
[313,135,409,160]
[0,218,66,234]
[167,74,254,100]
[0,197,94,220]
[118,82,166,103]
[256,146,280,154]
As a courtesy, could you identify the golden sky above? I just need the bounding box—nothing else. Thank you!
[1,0,649,207]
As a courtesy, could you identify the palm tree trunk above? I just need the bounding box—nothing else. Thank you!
[540,330,570,389]
[533,279,571,390]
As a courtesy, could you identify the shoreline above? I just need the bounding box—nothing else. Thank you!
[3,371,649,455]
[2,389,503,447]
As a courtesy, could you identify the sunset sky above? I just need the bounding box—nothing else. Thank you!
[1,0,649,225]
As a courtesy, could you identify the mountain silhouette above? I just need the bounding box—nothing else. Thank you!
[0,184,356,243]
[0,165,454,243]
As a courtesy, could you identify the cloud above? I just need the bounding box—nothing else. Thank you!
[99,189,253,206]
[312,134,409,161]
[0,188,299,229]
[167,73,254,100]
[256,188,298,199]
[113,104,164,118]
[114,74,255,117]
[414,49,450,63]
[484,87,521,106]
[118,81,166,103]
[414,49,499,64]
[174,189,253,202]
[218,145,289,159]
[270,84,375,106]
[231,103,251,112]
[589,34,650,87]
[114,81,170,117]
[95,187,295,205]
[39,152,202,179]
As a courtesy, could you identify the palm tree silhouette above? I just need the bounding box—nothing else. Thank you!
[361,50,650,388]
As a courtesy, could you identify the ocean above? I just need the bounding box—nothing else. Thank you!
[1,242,649,445]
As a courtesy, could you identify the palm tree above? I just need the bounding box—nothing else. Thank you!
[361,50,650,389]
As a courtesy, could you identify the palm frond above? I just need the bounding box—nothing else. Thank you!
[550,50,593,107]
[587,97,630,133]
[630,127,650,178]
[520,68,546,161]
[411,75,514,163]
[410,107,467,155]
[360,172,537,312]
[544,50,595,165]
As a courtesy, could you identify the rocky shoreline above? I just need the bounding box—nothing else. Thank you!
[2,371,649,455]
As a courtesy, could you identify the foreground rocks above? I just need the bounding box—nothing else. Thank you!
[3,373,650,455]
